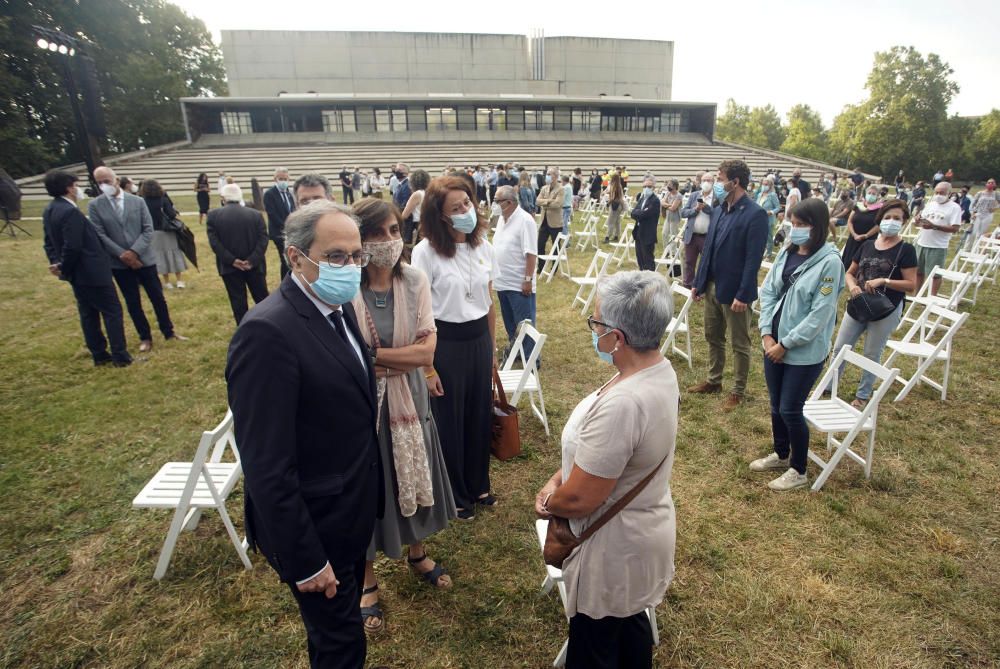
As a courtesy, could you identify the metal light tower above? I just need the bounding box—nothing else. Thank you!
[32,25,105,194]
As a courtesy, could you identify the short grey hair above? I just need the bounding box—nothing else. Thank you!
[935,181,952,194]
[597,271,673,351]
[274,167,289,177]
[495,185,516,203]
[284,200,358,253]
[293,173,332,199]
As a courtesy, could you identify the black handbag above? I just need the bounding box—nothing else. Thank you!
[846,244,904,323]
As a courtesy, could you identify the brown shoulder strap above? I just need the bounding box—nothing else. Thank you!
[492,366,513,413]
[577,452,669,542]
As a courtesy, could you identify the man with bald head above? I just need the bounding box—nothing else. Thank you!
[89,165,185,352]
[226,201,381,668]
[492,184,538,359]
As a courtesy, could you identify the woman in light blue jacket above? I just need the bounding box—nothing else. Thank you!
[756,176,781,258]
[751,199,845,491]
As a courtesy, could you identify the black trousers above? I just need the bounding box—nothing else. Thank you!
[112,265,174,341]
[272,236,289,278]
[287,557,366,669]
[71,283,131,364]
[221,270,270,324]
[567,611,653,669]
[476,185,487,203]
[633,229,656,271]
[488,184,497,203]
[430,317,493,510]
[537,219,561,273]
[341,186,354,204]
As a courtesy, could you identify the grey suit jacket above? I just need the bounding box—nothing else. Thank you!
[88,192,156,269]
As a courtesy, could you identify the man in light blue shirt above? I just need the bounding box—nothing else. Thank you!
[561,175,573,234]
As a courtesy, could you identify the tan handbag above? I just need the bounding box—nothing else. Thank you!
[490,366,521,460]
[543,454,668,568]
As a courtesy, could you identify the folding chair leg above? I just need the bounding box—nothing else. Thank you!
[810,439,849,492]
[183,508,203,531]
[541,574,555,596]
[648,606,660,646]
[154,501,194,580]
[864,430,876,478]
[536,387,550,437]
[554,639,568,667]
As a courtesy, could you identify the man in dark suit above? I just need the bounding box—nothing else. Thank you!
[691,159,769,410]
[263,167,296,279]
[42,171,132,367]
[207,184,270,324]
[226,200,381,669]
[630,176,661,271]
[392,163,413,243]
[89,165,186,352]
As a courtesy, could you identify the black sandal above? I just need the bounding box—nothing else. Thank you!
[407,554,451,588]
[360,584,384,634]
[476,493,498,506]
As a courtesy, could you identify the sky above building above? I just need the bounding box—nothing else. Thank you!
[171,0,999,126]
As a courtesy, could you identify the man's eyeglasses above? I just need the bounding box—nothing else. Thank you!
[320,251,372,268]
[587,315,630,343]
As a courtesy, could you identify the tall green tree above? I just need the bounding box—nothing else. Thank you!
[714,99,750,144]
[0,0,226,178]
[714,99,785,150]
[827,46,959,180]
[965,110,1000,181]
[781,104,827,162]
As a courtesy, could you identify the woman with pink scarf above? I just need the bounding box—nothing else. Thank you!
[350,197,457,635]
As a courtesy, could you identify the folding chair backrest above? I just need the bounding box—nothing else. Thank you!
[670,283,693,326]
[502,321,546,371]
[812,345,899,402]
[207,410,239,463]
[901,303,967,349]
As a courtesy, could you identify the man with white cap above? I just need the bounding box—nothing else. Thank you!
[207,184,270,324]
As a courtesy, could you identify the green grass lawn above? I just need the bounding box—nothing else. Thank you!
[1,194,998,668]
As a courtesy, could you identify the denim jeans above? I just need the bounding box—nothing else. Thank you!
[763,357,825,474]
[562,206,572,235]
[497,290,537,362]
[827,301,902,400]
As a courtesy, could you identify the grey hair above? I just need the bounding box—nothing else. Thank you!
[935,181,952,193]
[284,200,358,253]
[293,173,332,199]
[495,185,516,203]
[274,166,289,177]
[597,271,673,351]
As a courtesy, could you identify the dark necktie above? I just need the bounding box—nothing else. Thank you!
[284,191,292,213]
[329,311,363,371]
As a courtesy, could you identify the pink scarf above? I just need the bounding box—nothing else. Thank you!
[352,266,435,517]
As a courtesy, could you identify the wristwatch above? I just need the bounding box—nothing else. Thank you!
[523,275,533,282]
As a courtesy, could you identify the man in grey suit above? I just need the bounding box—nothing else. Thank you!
[89,166,187,352]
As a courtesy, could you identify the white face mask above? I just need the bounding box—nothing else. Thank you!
[700,181,713,193]
[933,194,948,204]
[129,184,138,194]
[75,186,86,200]
[99,183,117,197]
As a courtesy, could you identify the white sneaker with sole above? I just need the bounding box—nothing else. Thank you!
[164,282,175,290]
[768,468,809,491]
[176,280,186,289]
[749,452,790,472]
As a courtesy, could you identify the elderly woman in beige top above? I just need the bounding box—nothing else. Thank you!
[535,270,678,669]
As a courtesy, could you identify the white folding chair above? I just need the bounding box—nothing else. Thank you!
[803,346,899,491]
[947,249,997,305]
[571,250,612,315]
[884,304,969,402]
[660,282,693,368]
[133,410,252,580]
[609,222,635,268]
[534,519,659,667]
[498,321,549,435]
[539,232,572,283]
[654,226,685,279]
[899,265,976,331]
[575,213,600,252]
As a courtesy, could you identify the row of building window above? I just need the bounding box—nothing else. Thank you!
[220,106,691,135]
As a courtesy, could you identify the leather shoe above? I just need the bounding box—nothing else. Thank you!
[687,381,722,394]
[139,340,152,353]
[167,334,190,342]
[722,393,744,411]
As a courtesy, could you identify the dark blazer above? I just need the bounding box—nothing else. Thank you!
[143,195,178,232]
[630,191,661,245]
[225,277,381,581]
[263,186,296,240]
[693,193,769,305]
[206,203,269,276]
[43,197,113,287]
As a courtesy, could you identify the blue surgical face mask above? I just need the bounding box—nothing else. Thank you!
[642,187,653,197]
[865,193,878,204]
[545,175,552,185]
[790,227,811,246]
[298,254,361,305]
[591,330,616,364]
[713,181,728,201]
[276,180,289,191]
[450,210,478,234]
[879,219,903,236]
[762,185,770,192]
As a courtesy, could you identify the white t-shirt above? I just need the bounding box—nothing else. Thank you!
[492,207,538,293]
[410,238,499,323]
[916,199,962,249]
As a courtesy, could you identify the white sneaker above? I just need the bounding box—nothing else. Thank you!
[176,280,186,289]
[749,452,789,472]
[164,282,175,290]
[768,468,809,491]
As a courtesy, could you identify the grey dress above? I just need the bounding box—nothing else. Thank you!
[364,288,457,560]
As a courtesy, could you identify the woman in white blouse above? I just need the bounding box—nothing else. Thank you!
[535,271,678,668]
[411,176,499,521]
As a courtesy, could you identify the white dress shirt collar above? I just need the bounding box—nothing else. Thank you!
[290,270,340,316]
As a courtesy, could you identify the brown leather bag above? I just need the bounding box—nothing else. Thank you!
[490,367,521,460]
[543,454,668,568]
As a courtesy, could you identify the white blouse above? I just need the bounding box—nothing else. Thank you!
[410,238,499,323]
